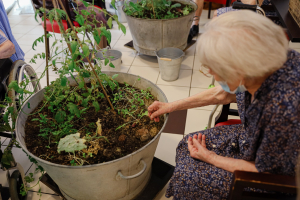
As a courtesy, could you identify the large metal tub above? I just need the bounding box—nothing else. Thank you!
[16,72,168,200]
[124,0,197,56]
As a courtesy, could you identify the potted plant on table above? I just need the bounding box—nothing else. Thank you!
[0,0,168,199]
[123,0,197,56]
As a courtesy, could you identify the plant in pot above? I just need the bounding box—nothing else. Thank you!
[0,1,168,199]
[123,0,197,56]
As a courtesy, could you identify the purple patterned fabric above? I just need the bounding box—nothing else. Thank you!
[166,49,300,199]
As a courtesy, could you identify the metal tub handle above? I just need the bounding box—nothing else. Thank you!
[116,160,147,180]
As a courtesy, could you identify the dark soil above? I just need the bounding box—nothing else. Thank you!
[24,83,164,166]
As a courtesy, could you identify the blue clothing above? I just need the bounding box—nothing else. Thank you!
[0,0,24,62]
[166,50,300,199]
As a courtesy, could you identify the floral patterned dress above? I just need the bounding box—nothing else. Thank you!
[166,50,300,199]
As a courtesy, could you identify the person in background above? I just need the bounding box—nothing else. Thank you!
[148,10,300,199]
[187,0,204,43]
[0,0,24,61]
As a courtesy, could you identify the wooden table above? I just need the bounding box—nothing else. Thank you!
[271,0,300,42]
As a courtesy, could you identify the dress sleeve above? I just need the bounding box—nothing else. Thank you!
[0,30,8,45]
[255,90,300,175]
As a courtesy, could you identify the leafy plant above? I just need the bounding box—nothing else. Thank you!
[124,0,194,19]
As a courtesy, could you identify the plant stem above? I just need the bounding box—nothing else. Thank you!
[151,0,156,19]
[42,0,50,86]
[56,0,114,110]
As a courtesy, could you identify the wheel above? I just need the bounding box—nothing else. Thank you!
[8,170,26,200]
[7,60,41,114]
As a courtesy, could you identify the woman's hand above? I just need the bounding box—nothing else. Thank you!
[148,101,174,122]
[188,133,215,163]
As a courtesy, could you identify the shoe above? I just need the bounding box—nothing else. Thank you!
[187,25,199,43]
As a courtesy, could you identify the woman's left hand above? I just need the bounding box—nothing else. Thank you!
[188,133,215,163]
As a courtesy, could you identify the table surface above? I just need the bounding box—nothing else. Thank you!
[271,0,300,42]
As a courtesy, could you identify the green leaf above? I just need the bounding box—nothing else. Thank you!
[28,103,30,108]
[75,15,85,26]
[1,149,14,169]
[78,81,85,89]
[119,23,126,35]
[171,3,181,8]
[107,17,113,29]
[92,101,100,112]
[67,103,81,118]
[8,81,23,93]
[112,74,118,80]
[82,71,90,78]
[69,61,75,72]
[111,0,117,9]
[0,123,12,132]
[80,0,89,7]
[71,41,78,54]
[82,98,89,107]
[55,110,66,123]
[109,63,115,68]
[81,9,91,16]
[93,29,100,44]
[82,44,90,57]
[57,133,87,153]
[105,58,109,66]
[61,77,68,86]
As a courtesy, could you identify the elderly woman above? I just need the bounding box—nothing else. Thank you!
[148,10,300,199]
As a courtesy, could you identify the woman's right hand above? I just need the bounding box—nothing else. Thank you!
[148,101,174,122]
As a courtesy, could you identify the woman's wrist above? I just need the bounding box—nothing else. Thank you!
[206,151,217,165]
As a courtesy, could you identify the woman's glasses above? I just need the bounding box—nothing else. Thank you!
[199,64,212,78]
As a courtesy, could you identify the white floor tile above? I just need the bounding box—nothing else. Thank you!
[157,70,192,87]
[20,45,34,55]
[154,133,183,166]
[181,56,195,70]
[184,43,196,56]
[26,191,61,200]
[110,39,118,47]
[184,109,215,135]
[191,69,214,88]
[119,29,133,40]
[12,33,24,40]
[120,51,136,65]
[110,29,123,41]
[295,49,300,53]
[11,25,37,34]
[11,147,33,173]
[18,16,41,25]
[18,34,43,47]
[289,42,300,49]
[27,26,45,35]
[132,54,158,68]
[156,85,190,103]
[128,66,160,83]
[112,39,134,52]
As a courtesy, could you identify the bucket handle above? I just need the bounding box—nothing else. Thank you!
[160,57,172,61]
[116,160,147,180]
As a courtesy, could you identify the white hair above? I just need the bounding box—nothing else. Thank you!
[197,10,289,83]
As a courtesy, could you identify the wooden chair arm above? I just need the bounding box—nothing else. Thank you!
[228,170,297,200]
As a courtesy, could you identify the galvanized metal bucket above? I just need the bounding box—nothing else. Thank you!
[124,0,197,56]
[116,1,127,23]
[16,72,169,200]
[95,49,122,71]
[156,47,185,81]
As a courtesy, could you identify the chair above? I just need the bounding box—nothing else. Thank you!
[205,0,235,19]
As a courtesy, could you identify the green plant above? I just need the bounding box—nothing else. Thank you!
[124,0,194,19]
